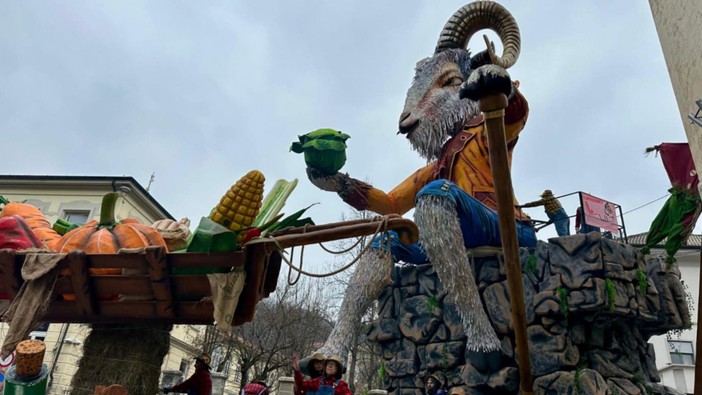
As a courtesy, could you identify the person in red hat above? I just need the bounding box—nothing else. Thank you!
[242,380,269,395]
[163,353,212,395]
[292,355,350,395]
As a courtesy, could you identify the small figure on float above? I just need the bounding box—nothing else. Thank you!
[162,353,212,395]
[301,0,533,365]
[292,355,351,395]
[519,189,570,237]
[424,374,447,395]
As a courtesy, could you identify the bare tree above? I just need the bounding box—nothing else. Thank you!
[201,278,334,388]
[324,209,385,394]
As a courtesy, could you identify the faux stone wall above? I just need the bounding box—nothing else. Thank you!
[366,233,691,395]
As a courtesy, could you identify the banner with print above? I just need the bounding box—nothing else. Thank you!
[580,193,620,233]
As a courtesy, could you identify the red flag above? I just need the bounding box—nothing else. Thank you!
[658,143,699,193]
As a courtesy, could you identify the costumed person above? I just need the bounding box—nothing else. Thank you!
[294,352,326,395]
[424,374,447,395]
[242,380,269,395]
[575,207,600,234]
[292,355,351,395]
[305,2,534,364]
[520,189,570,237]
[162,353,212,395]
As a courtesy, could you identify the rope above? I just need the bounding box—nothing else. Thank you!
[622,193,670,215]
[266,216,394,284]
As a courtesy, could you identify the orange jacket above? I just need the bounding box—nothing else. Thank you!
[344,87,529,221]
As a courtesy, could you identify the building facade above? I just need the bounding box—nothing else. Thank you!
[648,0,702,194]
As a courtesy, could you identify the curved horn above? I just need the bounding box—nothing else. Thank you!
[434,1,521,69]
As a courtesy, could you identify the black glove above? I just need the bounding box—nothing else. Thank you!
[459,65,512,101]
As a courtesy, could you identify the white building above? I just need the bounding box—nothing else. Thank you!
[628,232,700,394]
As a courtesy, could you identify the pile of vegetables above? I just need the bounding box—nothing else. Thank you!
[0,169,314,259]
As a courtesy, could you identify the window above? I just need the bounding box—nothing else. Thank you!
[668,340,694,365]
[63,210,91,225]
[179,359,189,375]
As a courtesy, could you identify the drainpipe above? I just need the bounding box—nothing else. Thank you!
[47,323,69,390]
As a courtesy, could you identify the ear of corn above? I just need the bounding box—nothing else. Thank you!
[210,170,265,234]
[252,178,298,228]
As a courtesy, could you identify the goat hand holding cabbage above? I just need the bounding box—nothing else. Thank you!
[290,128,350,175]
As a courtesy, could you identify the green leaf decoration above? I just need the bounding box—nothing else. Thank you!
[302,138,347,152]
[268,203,317,233]
[306,128,350,141]
[290,141,304,153]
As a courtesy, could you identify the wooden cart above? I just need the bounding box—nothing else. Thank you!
[0,215,417,326]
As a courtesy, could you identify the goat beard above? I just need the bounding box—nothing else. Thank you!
[408,100,480,162]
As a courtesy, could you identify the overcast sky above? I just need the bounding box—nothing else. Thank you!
[0,1,692,266]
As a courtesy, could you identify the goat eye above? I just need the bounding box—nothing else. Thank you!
[443,76,463,87]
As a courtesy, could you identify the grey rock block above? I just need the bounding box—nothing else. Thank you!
[399,265,418,286]
[385,339,417,377]
[426,341,464,371]
[533,371,577,395]
[399,295,442,343]
[527,325,579,376]
[486,366,519,392]
[575,369,608,395]
[442,302,466,341]
[459,363,488,388]
[483,282,513,335]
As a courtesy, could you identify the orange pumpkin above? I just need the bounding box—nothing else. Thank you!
[55,192,168,275]
[0,198,61,250]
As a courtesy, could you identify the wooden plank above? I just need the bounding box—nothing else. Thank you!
[168,251,246,269]
[233,245,267,325]
[0,249,20,299]
[56,275,213,298]
[67,251,96,317]
[43,301,214,324]
[171,276,211,296]
[271,214,402,236]
[13,249,245,271]
[145,247,175,318]
[262,251,282,297]
[271,217,419,249]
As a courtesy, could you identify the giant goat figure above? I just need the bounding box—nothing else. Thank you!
[308,1,537,359]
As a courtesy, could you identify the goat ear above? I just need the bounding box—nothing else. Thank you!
[415,57,431,71]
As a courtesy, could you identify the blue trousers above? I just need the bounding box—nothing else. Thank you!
[547,208,570,237]
[371,180,537,264]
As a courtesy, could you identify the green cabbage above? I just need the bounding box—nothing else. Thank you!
[291,128,350,175]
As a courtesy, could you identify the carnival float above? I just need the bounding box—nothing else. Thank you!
[0,1,696,394]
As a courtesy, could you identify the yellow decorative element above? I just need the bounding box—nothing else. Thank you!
[210,170,265,237]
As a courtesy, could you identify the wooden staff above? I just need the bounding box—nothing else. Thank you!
[480,93,533,394]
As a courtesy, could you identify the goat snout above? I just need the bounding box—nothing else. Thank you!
[398,112,420,136]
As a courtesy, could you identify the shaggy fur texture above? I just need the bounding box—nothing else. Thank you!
[414,195,500,351]
[316,250,393,357]
[403,49,481,161]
